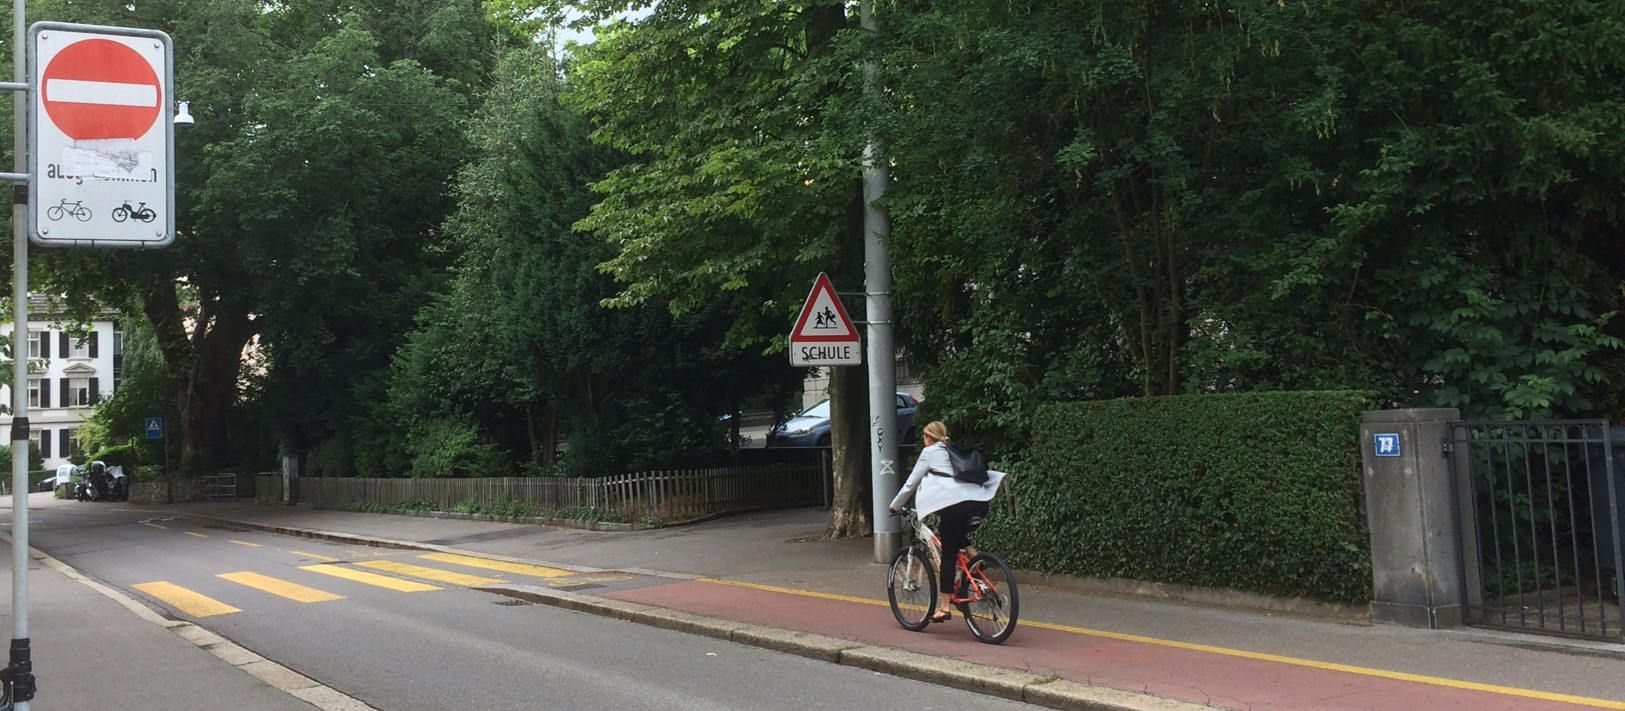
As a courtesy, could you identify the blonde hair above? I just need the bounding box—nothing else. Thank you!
[923,421,950,443]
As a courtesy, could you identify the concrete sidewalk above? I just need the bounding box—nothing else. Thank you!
[0,497,355,710]
[123,502,1625,709]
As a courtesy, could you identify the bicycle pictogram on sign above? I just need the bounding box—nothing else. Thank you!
[45,199,92,222]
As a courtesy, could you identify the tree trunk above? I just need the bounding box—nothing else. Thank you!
[823,364,872,539]
[142,281,257,477]
[175,359,236,476]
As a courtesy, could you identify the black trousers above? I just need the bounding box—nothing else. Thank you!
[936,499,990,592]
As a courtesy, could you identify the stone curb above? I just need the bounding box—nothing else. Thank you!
[172,514,613,576]
[479,583,1213,711]
[2,533,377,711]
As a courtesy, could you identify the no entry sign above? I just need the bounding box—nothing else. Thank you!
[29,23,176,249]
[42,39,163,142]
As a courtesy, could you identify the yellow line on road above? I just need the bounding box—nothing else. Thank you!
[132,581,241,617]
[357,560,503,587]
[143,523,167,530]
[700,578,883,606]
[184,532,208,539]
[695,579,1625,709]
[417,553,573,578]
[299,564,440,592]
[291,550,340,562]
[218,571,344,603]
[229,540,262,548]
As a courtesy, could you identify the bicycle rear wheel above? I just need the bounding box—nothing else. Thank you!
[961,553,1019,644]
[887,544,937,631]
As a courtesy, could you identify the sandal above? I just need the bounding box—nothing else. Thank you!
[930,610,952,623]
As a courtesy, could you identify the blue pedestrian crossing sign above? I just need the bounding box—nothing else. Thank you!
[145,417,163,440]
[1373,433,1400,457]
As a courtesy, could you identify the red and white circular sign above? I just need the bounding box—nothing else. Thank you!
[41,38,161,141]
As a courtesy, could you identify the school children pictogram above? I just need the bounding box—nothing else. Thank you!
[790,273,861,366]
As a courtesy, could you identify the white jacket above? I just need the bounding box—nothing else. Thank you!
[888,442,1006,517]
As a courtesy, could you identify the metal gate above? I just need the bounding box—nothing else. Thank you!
[1448,421,1624,640]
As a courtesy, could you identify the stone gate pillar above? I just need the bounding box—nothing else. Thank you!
[1361,408,1466,628]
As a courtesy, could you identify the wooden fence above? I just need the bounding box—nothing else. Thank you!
[294,461,826,522]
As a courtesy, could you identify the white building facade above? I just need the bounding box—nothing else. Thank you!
[0,296,121,470]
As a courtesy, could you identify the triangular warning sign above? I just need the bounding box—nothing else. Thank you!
[791,273,859,343]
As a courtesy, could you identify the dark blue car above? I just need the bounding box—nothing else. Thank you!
[768,392,919,447]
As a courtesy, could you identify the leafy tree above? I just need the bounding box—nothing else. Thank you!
[79,316,176,466]
[0,445,45,478]
[380,45,803,477]
[560,1,880,536]
[878,0,1624,443]
[19,0,491,476]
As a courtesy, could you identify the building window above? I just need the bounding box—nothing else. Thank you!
[64,429,79,460]
[69,378,90,407]
[71,332,92,359]
[113,326,124,391]
[27,331,43,359]
[26,379,40,409]
[30,430,44,460]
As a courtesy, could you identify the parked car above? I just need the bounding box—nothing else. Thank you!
[768,392,919,447]
[39,464,81,492]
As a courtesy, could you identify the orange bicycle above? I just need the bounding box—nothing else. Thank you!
[888,507,1019,644]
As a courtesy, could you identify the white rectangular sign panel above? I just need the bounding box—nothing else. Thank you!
[29,23,175,248]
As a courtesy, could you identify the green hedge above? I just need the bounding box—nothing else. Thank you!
[975,391,1373,603]
[87,443,142,471]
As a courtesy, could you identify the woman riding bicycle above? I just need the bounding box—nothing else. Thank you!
[888,421,1005,623]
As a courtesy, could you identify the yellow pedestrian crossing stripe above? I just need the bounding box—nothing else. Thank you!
[185,532,208,539]
[417,552,573,578]
[130,548,585,616]
[230,540,262,548]
[133,581,241,617]
[356,560,504,587]
[291,550,340,562]
[218,571,344,603]
[299,564,440,592]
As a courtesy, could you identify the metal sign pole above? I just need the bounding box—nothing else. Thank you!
[3,0,36,703]
[860,0,900,564]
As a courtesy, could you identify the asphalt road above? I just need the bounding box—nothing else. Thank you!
[22,496,1039,710]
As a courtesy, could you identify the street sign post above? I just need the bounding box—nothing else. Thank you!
[144,417,162,440]
[789,273,861,366]
[28,23,174,248]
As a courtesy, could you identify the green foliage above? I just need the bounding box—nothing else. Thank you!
[491,500,539,518]
[395,497,437,512]
[376,44,792,479]
[0,446,47,476]
[86,444,142,472]
[17,0,491,477]
[549,506,628,524]
[406,416,510,478]
[874,0,1625,442]
[341,500,390,514]
[81,318,172,464]
[976,392,1374,602]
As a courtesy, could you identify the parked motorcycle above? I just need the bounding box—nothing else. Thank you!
[74,461,128,502]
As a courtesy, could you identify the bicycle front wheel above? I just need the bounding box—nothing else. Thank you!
[962,553,1019,644]
[887,544,937,631]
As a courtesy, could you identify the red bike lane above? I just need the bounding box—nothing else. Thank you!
[603,578,1621,711]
